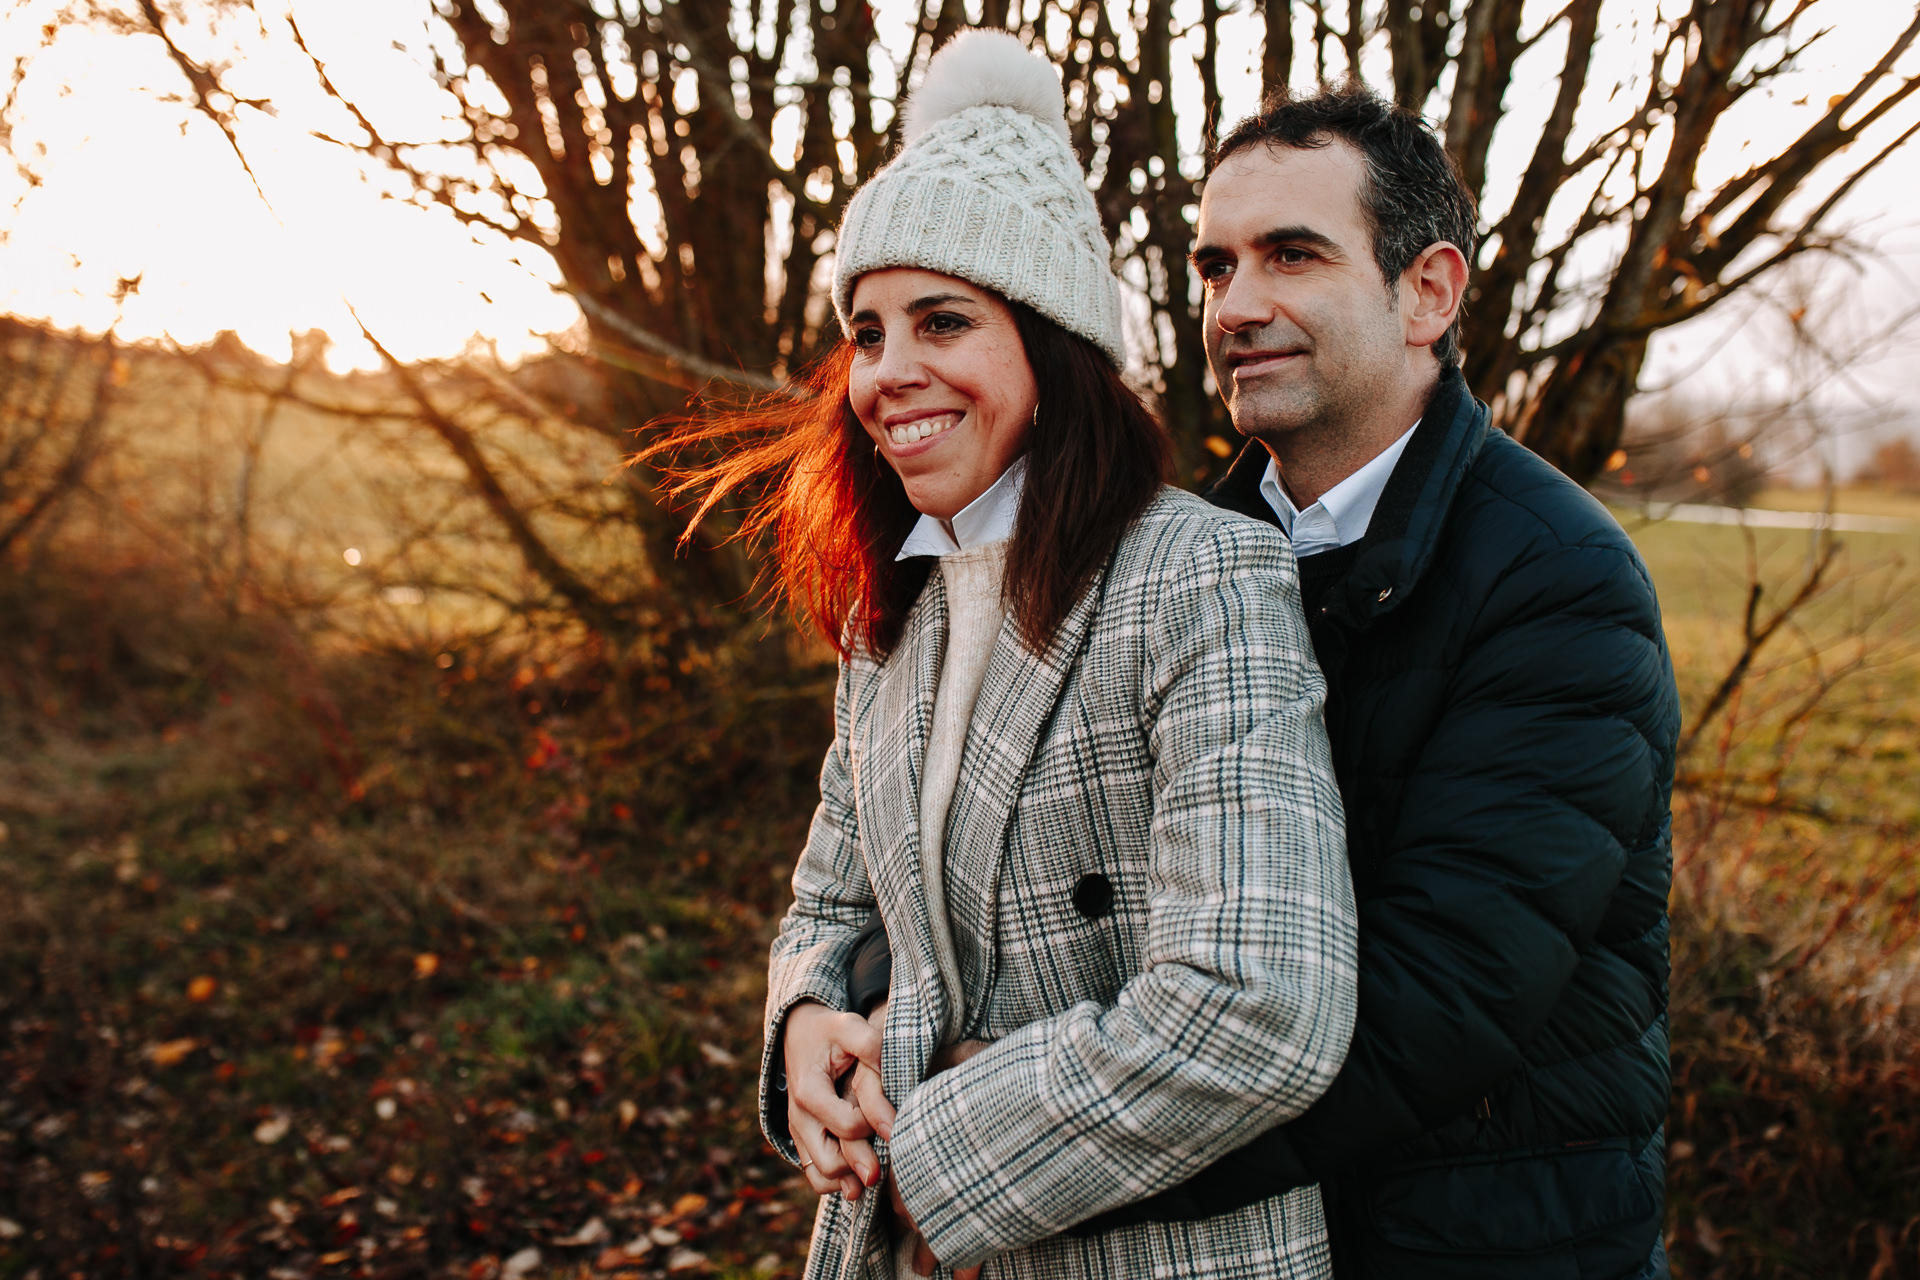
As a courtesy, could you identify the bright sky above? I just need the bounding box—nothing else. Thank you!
[0,0,1915,406]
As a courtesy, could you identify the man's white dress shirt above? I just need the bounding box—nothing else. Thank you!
[1260,421,1419,555]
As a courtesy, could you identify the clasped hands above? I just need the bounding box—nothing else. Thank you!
[783,999,988,1278]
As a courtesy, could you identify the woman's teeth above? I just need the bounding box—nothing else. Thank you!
[888,414,959,446]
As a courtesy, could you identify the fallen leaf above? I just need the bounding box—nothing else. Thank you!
[648,1226,682,1247]
[697,1042,735,1067]
[414,953,440,979]
[502,1247,542,1279]
[617,1100,638,1130]
[148,1038,199,1067]
[253,1114,291,1145]
[0,1218,22,1240]
[554,1216,610,1246]
[187,975,218,1002]
[320,1250,352,1266]
[669,1193,708,1219]
[666,1247,709,1273]
[1695,1213,1723,1258]
[320,1187,361,1208]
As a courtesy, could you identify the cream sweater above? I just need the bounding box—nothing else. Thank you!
[917,538,1010,1045]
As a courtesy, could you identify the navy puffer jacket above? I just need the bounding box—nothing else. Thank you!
[1090,367,1680,1278]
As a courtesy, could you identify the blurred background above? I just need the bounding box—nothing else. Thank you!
[1,0,1917,1276]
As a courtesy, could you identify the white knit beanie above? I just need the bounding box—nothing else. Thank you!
[832,30,1126,369]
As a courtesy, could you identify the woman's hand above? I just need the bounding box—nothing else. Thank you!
[784,1001,885,1198]
[842,999,896,1142]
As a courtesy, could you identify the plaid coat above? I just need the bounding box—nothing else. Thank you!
[760,488,1358,1280]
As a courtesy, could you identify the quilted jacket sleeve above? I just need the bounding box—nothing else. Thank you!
[886,518,1358,1268]
[756,656,878,1163]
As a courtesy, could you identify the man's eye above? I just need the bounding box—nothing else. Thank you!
[1197,260,1231,284]
[1277,247,1314,266]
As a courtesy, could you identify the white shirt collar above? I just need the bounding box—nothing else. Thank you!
[1260,420,1419,558]
[896,457,1027,560]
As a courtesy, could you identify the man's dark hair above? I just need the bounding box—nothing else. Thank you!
[1213,82,1478,366]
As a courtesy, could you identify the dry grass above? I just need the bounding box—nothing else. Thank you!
[1630,515,1920,1277]
[0,548,835,1280]
[3,337,1918,1276]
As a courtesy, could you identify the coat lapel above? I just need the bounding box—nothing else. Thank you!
[939,555,1112,1026]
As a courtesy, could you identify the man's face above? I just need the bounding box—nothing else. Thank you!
[1193,141,1412,451]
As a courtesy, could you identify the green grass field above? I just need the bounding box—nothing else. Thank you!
[1622,510,1920,1278]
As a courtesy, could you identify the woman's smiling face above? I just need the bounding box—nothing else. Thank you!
[847,269,1038,520]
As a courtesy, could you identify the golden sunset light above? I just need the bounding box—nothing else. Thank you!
[3,0,1914,380]
[1,0,578,367]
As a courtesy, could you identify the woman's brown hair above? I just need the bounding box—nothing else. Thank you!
[658,302,1170,661]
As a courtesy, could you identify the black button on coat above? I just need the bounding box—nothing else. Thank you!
[1072,873,1114,919]
[1090,367,1680,1279]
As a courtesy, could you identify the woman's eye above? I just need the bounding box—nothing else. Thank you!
[853,325,884,349]
[924,311,970,335]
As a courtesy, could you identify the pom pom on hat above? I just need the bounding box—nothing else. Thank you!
[831,30,1125,367]
[902,29,1071,147]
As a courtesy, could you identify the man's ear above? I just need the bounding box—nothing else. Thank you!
[1401,242,1469,352]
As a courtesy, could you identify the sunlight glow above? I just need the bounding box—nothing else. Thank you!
[0,0,1913,393]
[0,0,577,370]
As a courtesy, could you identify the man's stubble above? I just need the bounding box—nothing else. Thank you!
[1216,298,1414,488]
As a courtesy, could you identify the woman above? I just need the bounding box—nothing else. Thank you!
[673,31,1356,1280]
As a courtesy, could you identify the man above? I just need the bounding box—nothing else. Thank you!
[825,83,1679,1279]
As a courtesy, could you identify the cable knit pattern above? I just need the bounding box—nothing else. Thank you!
[832,34,1124,367]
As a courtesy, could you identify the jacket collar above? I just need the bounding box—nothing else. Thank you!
[1208,365,1489,633]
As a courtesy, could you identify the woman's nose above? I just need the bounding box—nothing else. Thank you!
[873,338,928,394]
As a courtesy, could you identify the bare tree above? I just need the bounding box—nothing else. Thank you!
[8,0,1917,624]
[0,306,124,563]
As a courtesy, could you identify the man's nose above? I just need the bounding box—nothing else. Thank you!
[1211,270,1275,334]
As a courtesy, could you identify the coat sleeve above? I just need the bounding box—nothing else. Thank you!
[1173,537,1677,1202]
[885,519,1358,1268]
[756,656,878,1163]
